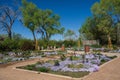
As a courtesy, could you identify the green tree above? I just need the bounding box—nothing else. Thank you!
[91,1,114,49]
[21,0,64,49]
[21,0,39,49]
[79,0,120,49]
[13,33,23,40]
[79,17,95,40]
[63,40,77,48]
[63,30,77,48]
[37,9,64,40]
[101,0,120,45]
[64,29,75,40]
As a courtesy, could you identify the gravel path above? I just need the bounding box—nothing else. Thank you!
[0,53,120,80]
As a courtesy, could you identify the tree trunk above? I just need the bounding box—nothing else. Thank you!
[32,31,37,50]
[107,34,112,50]
[78,40,80,48]
[8,30,12,39]
[117,23,120,45]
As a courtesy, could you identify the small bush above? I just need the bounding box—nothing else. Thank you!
[37,67,50,72]
[0,38,19,51]
[36,61,44,65]
[54,60,60,66]
[70,56,73,61]
[25,64,35,70]
[91,44,102,48]
[22,51,31,58]
[70,56,79,61]
[46,60,54,65]
[19,39,34,51]
[41,55,46,57]
[109,55,117,59]
[100,59,107,65]
[60,54,66,61]
[68,64,74,68]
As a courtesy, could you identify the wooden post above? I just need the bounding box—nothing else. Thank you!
[61,44,65,51]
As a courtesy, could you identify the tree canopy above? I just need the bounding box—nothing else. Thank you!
[37,9,64,40]
[21,0,64,50]
[79,0,120,48]
[64,29,76,40]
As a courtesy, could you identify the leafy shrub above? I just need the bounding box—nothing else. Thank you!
[0,38,19,51]
[100,59,107,65]
[11,50,31,58]
[70,56,79,61]
[41,54,46,57]
[91,44,102,48]
[37,67,50,72]
[36,61,44,65]
[70,56,73,61]
[101,59,106,62]
[46,60,54,65]
[19,39,34,51]
[112,45,118,50]
[54,60,60,66]
[60,54,66,61]
[63,40,77,47]
[25,64,35,70]
[108,55,117,59]
[68,64,74,68]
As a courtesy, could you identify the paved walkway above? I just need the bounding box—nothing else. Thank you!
[0,53,120,80]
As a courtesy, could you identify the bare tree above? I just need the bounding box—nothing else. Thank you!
[0,6,19,39]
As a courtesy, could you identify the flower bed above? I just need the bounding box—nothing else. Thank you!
[17,53,117,78]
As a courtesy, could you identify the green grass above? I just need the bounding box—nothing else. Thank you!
[68,63,84,68]
[17,64,50,72]
[108,55,117,59]
[70,56,80,61]
[20,64,36,70]
[49,71,89,78]
[46,60,55,65]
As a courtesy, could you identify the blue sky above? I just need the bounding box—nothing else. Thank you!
[0,0,99,40]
